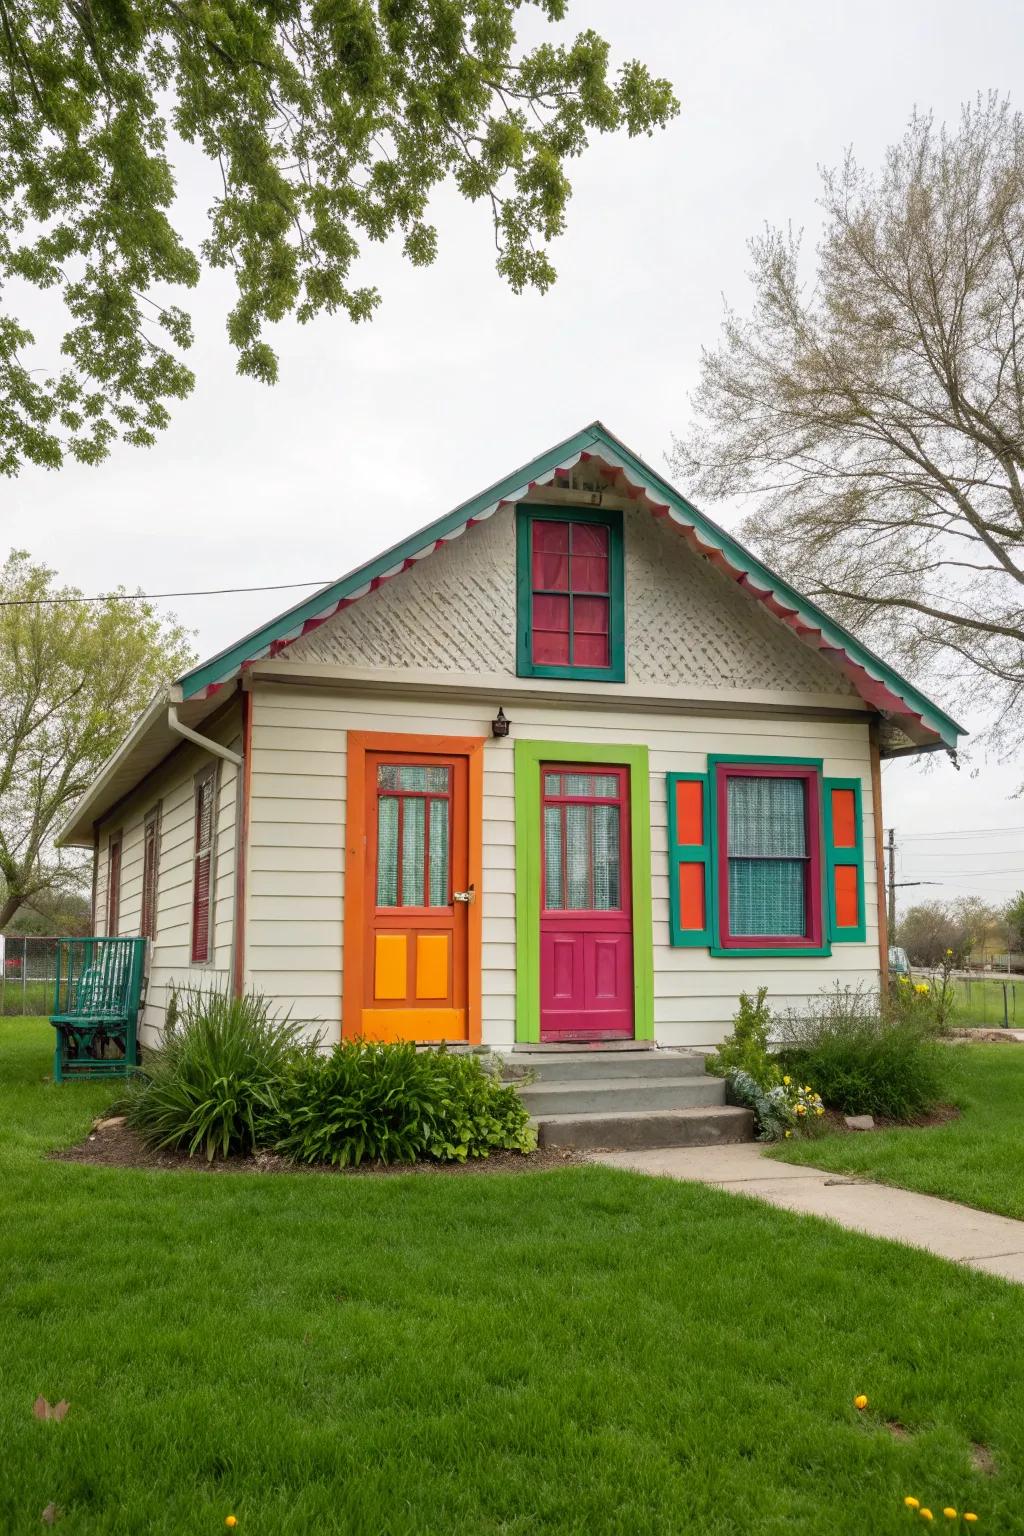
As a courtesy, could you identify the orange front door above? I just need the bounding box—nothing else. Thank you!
[359,751,471,1041]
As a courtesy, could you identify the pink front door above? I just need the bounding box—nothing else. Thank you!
[540,765,634,1040]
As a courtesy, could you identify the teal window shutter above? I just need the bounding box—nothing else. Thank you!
[824,778,866,942]
[667,772,711,946]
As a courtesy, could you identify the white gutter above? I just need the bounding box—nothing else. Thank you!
[167,704,242,768]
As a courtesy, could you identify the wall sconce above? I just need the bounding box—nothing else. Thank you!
[491,706,510,739]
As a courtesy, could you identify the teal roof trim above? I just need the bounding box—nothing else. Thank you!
[178,420,965,752]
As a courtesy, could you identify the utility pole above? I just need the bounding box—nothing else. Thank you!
[886,828,896,937]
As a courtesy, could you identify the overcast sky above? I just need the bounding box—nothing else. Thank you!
[3,0,1023,915]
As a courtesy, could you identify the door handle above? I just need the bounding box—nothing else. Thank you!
[453,885,476,904]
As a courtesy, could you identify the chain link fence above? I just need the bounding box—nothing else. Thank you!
[0,934,61,1017]
[954,975,1024,1028]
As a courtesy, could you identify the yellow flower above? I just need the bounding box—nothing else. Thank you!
[944,1512,958,1522]
[225,1520,237,1530]
[920,1512,934,1523]
[854,1394,868,1410]
[915,982,930,993]
[964,1515,978,1524]
[905,1498,920,1510]
[815,1105,825,1116]
[795,1104,806,1116]
[946,948,954,956]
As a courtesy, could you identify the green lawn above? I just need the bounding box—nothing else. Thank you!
[4,1020,1024,1535]
[770,1045,1024,1220]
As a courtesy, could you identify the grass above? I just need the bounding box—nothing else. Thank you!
[770,1045,1024,1220]
[5,1020,1024,1534]
[953,975,1024,1027]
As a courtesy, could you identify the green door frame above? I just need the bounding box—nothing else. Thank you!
[514,739,654,1044]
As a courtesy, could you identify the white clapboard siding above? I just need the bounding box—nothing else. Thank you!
[94,700,242,1046]
[246,683,881,1047]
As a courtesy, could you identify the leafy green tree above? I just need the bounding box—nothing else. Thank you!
[1005,891,1024,952]
[0,0,678,474]
[4,887,92,936]
[0,551,195,929]
[673,95,1024,750]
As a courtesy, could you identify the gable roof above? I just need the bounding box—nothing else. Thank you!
[178,420,964,753]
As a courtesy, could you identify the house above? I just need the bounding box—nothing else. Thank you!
[58,423,964,1053]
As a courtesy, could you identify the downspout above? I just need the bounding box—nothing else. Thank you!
[166,703,245,993]
[232,691,253,999]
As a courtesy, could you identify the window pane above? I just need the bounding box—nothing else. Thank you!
[428,797,449,906]
[532,592,571,666]
[729,858,806,936]
[571,523,609,557]
[570,525,609,594]
[378,763,450,793]
[401,795,426,905]
[543,805,563,909]
[425,766,450,792]
[727,776,806,857]
[376,796,399,906]
[544,773,562,796]
[532,520,569,589]
[592,804,621,910]
[565,803,590,909]
[561,772,619,798]
[572,595,610,668]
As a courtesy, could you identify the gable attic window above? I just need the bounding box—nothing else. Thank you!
[516,505,625,682]
[191,769,218,965]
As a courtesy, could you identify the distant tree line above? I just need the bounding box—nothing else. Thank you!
[896,894,1024,968]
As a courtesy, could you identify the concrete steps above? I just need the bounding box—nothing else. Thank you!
[507,1047,755,1152]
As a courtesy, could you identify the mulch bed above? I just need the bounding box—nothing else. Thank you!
[818,1105,961,1135]
[51,1121,587,1177]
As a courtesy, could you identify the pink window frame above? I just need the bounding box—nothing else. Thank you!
[715,762,823,951]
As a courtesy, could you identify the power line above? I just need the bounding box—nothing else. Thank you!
[899,826,1024,840]
[0,579,330,608]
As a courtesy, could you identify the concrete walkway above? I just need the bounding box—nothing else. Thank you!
[593,1143,1024,1283]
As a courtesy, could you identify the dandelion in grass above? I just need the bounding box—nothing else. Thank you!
[920,1513,933,1523]
[854,1394,868,1410]
[225,1519,237,1529]
[943,1513,957,1522]
[964,1516,978,1525]
[905,1497,920,1510]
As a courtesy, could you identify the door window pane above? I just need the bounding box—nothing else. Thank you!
[592,804,621,910]
[400,794,426,906]
[376,795,399,906]
[543,805,563,909]
[565,803,590,909]
[428,797,450,906]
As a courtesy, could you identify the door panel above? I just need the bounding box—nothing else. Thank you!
[540,765,634,1040]
[360,751,469,1041]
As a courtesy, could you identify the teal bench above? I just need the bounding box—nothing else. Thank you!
[50,937,147,1083]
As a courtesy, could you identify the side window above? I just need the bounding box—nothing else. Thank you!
[516,507,625,682]
[717,766,823,950]
[141,805,161,940]
[106,832,122,936]
[191,770,217,964]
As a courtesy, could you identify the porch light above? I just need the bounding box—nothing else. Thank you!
[491,706,510,738]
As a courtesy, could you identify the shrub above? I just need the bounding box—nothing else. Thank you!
[727,1069,826,1142]
[124,989,310,1160]
[706,988,779,1086]
[272,1041,536,1167]
[774,985,955,1120]
[889,949,958,1033]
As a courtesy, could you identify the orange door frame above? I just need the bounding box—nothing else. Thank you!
[343,731,485,1044]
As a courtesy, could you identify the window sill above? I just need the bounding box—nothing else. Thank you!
[710,942,833,959]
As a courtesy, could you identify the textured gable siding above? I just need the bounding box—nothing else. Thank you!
[283,501,856,698]
[245,682,878,1049]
